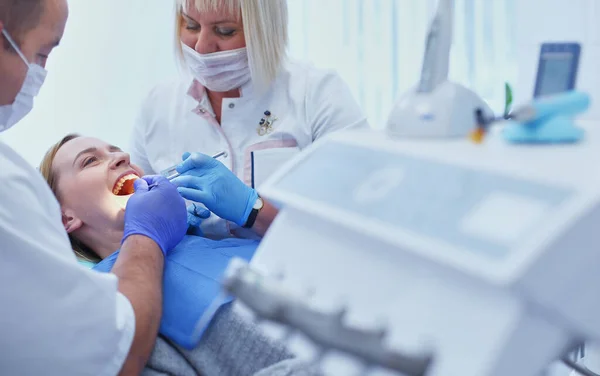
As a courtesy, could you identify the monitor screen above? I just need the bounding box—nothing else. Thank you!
[535,52,575,97]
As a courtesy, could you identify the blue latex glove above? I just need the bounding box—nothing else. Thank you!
[123,175,188,255]
[186,203,211,236]
[172,152,259,227]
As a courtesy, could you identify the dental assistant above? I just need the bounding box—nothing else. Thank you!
[0,1,188,375]
[130,0,369,239]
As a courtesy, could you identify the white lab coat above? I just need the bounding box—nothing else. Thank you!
[130,60,369,239]
[0,142,135,375]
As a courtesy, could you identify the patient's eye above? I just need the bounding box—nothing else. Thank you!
[82,156,97,167]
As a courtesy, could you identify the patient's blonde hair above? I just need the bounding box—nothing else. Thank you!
[175,0,288,90]
[39,134,102,263]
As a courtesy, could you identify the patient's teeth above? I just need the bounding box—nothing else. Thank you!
[113,174,139,195]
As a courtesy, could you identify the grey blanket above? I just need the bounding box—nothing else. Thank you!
[142,304,321,376]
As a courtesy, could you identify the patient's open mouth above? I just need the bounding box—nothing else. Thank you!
[113,174,139,196]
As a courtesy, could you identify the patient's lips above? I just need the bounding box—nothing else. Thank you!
[113,174,139,196]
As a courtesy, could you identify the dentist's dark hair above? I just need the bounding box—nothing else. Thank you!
[39,133,103,263]
[0,0,45,48]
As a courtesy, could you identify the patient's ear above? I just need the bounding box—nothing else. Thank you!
[62,209,82,233]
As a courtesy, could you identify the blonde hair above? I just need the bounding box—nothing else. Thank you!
[39,134,102,263]
[175,0,288,90]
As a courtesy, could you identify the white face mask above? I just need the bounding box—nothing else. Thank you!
[0,29,47,132]
[181,43,251,92]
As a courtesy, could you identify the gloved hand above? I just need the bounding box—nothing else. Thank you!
[123,175,188,255]
[186,203,211,236]
[172,152,259,227]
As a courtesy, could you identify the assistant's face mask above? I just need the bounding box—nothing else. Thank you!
[181,43,251,92]
[0,29,47,132]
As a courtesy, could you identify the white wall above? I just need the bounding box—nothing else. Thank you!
[0,0,179,166]
[514,0,600,120]
[2,0,518,166]
[3,0,594,168]
[288,0,518,128]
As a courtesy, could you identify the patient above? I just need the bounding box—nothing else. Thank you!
[39,134,316,376]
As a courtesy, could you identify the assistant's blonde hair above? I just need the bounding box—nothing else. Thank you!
[175,0,288,90]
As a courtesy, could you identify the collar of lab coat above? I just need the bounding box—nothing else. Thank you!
[186,79,256,116]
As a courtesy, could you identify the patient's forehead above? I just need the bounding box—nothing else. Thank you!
[53,137,108,172]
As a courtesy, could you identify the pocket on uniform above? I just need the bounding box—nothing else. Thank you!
[244,140,300,189]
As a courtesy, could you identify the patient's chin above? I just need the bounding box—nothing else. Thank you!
[114,205,126,231]
[113,194,133,210]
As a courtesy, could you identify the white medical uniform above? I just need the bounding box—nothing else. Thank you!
[0,142,135,375]
[130,60,368,239]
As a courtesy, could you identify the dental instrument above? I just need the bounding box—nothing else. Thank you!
[160,151,228,180]
[469,40,586,144]
[386,0,493,138]
[502,91,589,143]
[470,91,589,146]
[474,91,590,129]
[417,0,452,93]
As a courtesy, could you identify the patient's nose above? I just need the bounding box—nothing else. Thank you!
[110,152,131,169]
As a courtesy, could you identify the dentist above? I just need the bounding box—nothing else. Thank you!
[130,0,369,240]
[0,1,188,375]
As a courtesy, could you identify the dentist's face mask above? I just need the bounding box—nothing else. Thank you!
[0,29,47,132]
[181,43,251,92]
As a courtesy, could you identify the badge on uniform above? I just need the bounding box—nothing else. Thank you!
[257,110,278,136]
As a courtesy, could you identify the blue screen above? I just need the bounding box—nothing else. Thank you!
[536,53,574,97]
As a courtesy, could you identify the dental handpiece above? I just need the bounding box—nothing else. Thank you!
[160,151,228,180]
[510,91,590,123]
[475,91,591,130]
